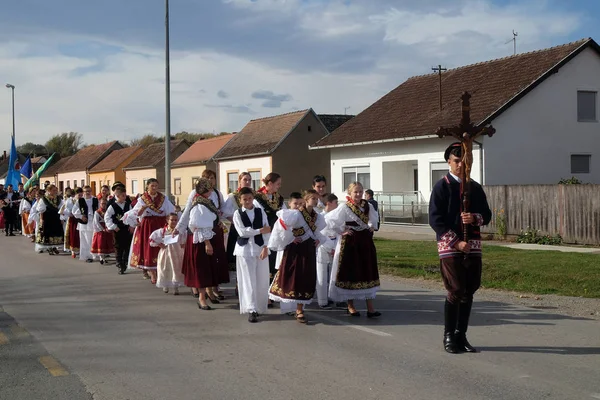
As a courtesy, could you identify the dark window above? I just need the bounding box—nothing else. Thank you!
[308,125,312,132]
[571,154,591,174]
[577,91,597,121]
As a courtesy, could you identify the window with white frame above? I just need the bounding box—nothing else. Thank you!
[174,178,182,195]
[571,154,591,174]
[430,162,449,189]
[577,91,597,122]
[227,172,238,193]
[131,179,139,195]
[342,166,370,190]
[249,171,261,190]
[81,179,84,188]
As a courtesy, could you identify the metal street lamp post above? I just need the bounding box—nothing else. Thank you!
[164,0,172,199]
[5,84,15,139]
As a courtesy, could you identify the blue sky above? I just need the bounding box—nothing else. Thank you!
[0,0,598,150]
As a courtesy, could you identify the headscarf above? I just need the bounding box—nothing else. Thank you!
[195,177,213,195]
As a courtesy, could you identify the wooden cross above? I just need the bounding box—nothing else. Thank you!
[435,91,495,244]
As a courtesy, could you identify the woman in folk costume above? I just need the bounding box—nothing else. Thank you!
[254,172,286,307]
[232,187,271,323]
[268,190,329,324]
[61,188,81,258]
[130,178,175,284]
[325,182,381,318]
[91,198,115,264]
[178,178,227,310]
[18,189,34,239]
[224,172,253,271]
[28,189,43,247]
[150,213,187,294]
[34,184,65,255]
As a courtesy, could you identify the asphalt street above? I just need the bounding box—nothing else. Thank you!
[0,236,598,400]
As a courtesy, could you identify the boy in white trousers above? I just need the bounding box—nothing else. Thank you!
[316,193,339,309]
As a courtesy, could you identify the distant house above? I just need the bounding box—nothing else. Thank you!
[40,156,71,188]
[56,141,124,193]
[89,146,144,193]
[123,140,190,195]
[0,151,28,185]
[170,134,234,205]
[311,38,600,201]
[214,109,342,195]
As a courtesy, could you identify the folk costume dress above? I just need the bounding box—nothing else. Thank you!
[268,208,328,306]
[325,199,380,302]
[254,187,285,280]
[72,197,98,261]
[35,195,65,253]
[62,196,80,254]
[149,226,187,289]
[18,197,34,238]
[91,209,115,259]
[233,206,270,315]
[130,192,175,271]
[181,196,227,289]
[28,199,40,247]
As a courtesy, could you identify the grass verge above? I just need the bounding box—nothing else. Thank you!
[375,238,600,298]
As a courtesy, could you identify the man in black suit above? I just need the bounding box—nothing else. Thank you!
[0,184,21,236]
[364,189,380,231]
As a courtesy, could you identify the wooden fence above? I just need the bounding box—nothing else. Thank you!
[481,185,600,245]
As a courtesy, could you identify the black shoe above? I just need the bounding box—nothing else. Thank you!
[8,233,15,237]
[455,333,477,353]
[86,259,93,263]
[100,259,104,265]
[198,303,212,311]
[367,311,381,319]
[346,310,360,317]
[267,303,274,309]
[444,332,461,354]
[118,269,125,275]
[207,295,220,304]
[319,304,332,310]
[248,312,258,323]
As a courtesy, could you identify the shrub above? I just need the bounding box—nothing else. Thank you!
[494,208,507,239]
[558,177,582,184]
[516,227,562,245]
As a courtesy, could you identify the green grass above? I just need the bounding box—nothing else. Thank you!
[374,238,600,298]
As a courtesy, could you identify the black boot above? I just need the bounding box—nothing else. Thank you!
[455,300,477,353]
[443,299,460,354]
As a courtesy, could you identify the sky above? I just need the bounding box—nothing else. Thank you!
[0,0,598,151]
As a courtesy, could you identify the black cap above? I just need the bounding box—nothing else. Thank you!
[444,142,462,161]
[112,181,125,191]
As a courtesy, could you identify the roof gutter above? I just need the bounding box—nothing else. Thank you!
[213,150,272,162]
[309,134,438,150]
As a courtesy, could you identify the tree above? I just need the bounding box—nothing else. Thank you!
[17,142,47,156]
[44,132,83,157]
[130,134,162,147]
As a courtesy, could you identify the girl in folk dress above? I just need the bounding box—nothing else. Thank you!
[325,182,381,318]
[150,213,187,294]
[130,179,175,284]
[268,190,328,324]
[178,178,227,310]
[91,199,115,264]
[35,185,65,255]
[62,188,81,258]
[18,189,34,238]
[28,189,43,247]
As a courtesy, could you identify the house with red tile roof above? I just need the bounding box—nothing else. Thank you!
[310,38,600,206]
[56,141,124,193]
[170,134,234,205]
[214,109,345,195]
[89,146,144,194]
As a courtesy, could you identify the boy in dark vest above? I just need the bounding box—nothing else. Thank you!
[73,185,99,262]
[232,187,271,323]
[105,186,133,275]
[429,142,492,354]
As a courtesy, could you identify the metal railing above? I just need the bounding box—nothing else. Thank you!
[373,191,429,225]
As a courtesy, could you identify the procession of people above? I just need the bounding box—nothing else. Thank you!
[0,143,491,353]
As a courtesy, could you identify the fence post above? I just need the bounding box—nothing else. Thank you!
[411,201,415,225]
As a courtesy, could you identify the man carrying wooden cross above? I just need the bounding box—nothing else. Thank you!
[429,92,493,354]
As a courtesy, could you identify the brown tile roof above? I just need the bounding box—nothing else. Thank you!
[30,156,47,163]
[61,141,122,173]
[40,156,71,178]
[214,109,310,160]
[89,146,142,172]
[317,114,354,133]
[172,135,234,167]
[124,140,187,170]
[313,38,597,148]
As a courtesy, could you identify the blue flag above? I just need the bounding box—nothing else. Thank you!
[20,157,32,181]
[5,135,20,188]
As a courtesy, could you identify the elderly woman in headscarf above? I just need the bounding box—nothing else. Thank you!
[177,178,228,310]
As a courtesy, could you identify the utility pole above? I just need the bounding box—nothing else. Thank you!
[164,0,172,199]
[431,65,447,111]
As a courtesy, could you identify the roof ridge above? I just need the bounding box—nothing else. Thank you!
[248,109,309,123]
[408,38,591,81]
[193,134,234,143]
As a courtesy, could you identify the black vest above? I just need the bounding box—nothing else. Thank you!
[236,209,264,247]
[109,200,131,230]
[78,197,98,224]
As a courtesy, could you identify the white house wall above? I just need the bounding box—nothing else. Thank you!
[485,46,600,185]
[330,138,482,200]
[217,156,271,196]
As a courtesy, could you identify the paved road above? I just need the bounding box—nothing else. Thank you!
[0,237,599,400]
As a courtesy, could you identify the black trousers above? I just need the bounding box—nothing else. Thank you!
[114,229,133,268]
[3,208,16,234]
[440,256,482,304]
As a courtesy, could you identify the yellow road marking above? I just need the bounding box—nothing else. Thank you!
[10,324,30,339]
[38,356,69,377]
[0,332,8,345]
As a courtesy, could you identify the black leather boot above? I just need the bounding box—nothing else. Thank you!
[456,300,477,353]
[443,300,460,354]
